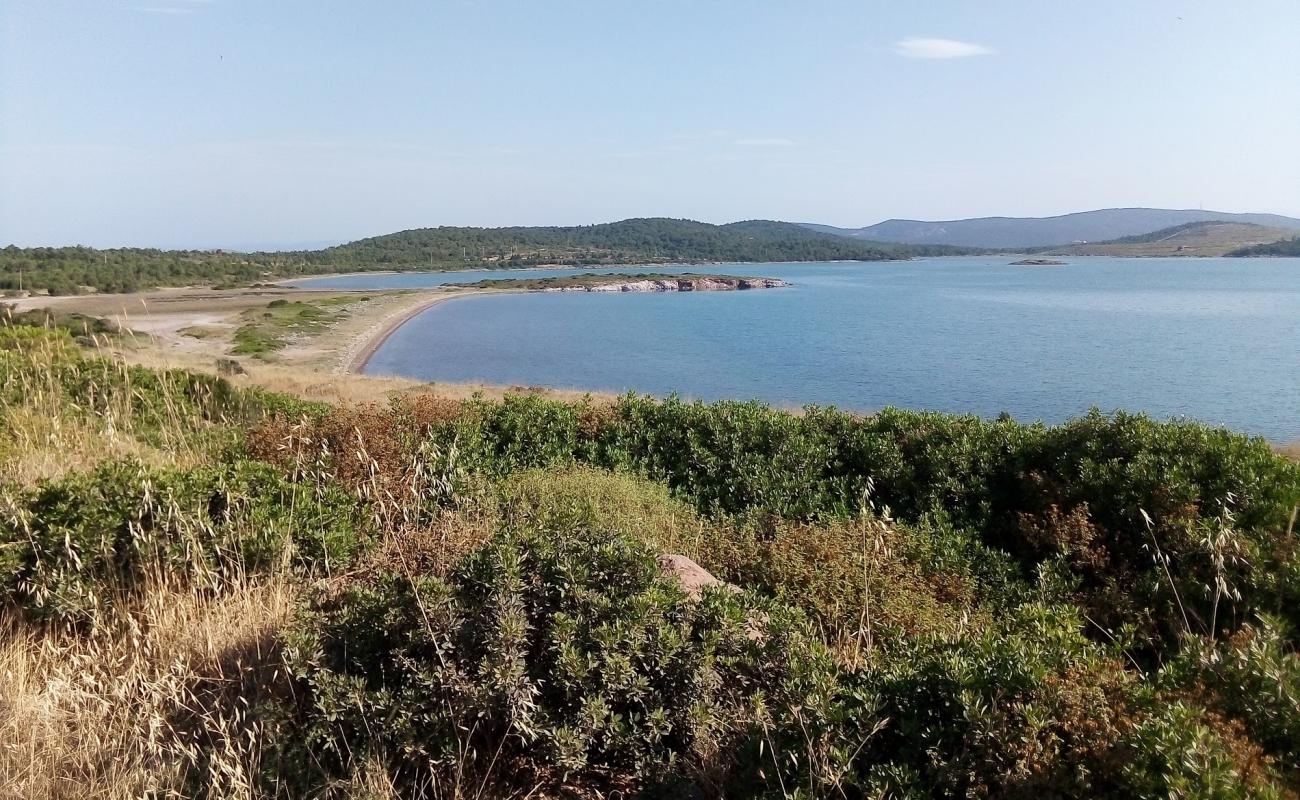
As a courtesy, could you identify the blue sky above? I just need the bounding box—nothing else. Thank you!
[2,0,1298,248]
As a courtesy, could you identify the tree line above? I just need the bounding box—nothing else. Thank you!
[1,219,982,295]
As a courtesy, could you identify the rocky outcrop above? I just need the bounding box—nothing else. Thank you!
[543,277,790,293]
[658,554,741,600]
[658,554,765,641]
[1010,259,1067,266]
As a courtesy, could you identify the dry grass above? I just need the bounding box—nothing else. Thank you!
[1278,441,1300,462]
[124,348,612,408]
[0,575,296,799]
[0,404,183,485]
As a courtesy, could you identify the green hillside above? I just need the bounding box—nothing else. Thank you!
[309,218,974,268]
[808,208,1300,249]
[1035,221,1298,257]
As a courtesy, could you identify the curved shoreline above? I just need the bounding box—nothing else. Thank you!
[345,290,524,374]
[345,291,463,374]
[344,276,788,374]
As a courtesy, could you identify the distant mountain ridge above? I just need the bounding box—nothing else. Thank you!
[803,208,1300,249]
[1031,221,1299,258]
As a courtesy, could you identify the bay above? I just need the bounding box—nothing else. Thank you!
[292,257,1300,440]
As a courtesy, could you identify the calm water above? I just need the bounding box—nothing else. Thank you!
[293,257,1300,440]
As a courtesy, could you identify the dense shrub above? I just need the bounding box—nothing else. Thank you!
[1118,699,1284,799]
[848,603,1130,796]
[1161,619,1300,769]
[499,467,1012,652]
[276,520,878,797]
[257,394,1300,657]
[6,342,1300,796]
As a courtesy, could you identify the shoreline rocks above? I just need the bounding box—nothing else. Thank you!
[543,277,790,293]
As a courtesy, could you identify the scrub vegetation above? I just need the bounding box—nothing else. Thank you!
[1229,237,1300,257]
[230,295,371,358]
[2,323,1299,798]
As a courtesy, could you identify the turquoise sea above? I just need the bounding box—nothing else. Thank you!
[292,257,1300,441]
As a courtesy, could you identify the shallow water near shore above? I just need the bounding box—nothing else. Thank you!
[292,257,1300,440]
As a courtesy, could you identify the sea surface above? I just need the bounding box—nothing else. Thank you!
[291,257,1300,440]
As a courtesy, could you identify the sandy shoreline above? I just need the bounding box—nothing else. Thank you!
[343,290,473,374]
[344,288,544,374]
[4,284,615,404]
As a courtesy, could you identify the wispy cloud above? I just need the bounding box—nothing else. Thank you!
[894,37,994,59]
[734,137,796,148]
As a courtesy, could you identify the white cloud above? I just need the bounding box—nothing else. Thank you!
[894,37,994,59]
[734,138,796,148]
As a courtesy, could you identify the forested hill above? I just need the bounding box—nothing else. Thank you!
[1228,237,1300,257]
[310,218,974,268]
[0,219,979,295]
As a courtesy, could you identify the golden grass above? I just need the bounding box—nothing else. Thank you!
[0,576,296,799]
[0,404,188,486]
[0,334,215,486]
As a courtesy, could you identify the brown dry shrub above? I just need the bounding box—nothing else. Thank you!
[576,401,617,440]
[1016,503,1108,571]
[248,396,480,534]
[997,660,1135,796]
[711,515,988,661]
[363,508,498,579]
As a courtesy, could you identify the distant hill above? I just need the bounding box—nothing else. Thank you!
[804,208,1300,249]
[310,218,977,268]
[1228,237,1300,257]
[1033,221,1298,257]
[0,219,979,295]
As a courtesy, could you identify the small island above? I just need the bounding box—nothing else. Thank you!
[1010,258,1068,266]
[446,272,791,293]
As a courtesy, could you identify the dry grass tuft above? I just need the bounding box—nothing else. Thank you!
[0,576,296,800]
[0,404,188,486]
[0,329,217,486]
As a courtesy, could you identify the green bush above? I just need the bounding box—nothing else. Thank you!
[850,603,1133,796]
[446,394,588,476]
[415,396,1300,655]
[1118,700,1282,800]
[277,520,877,796]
